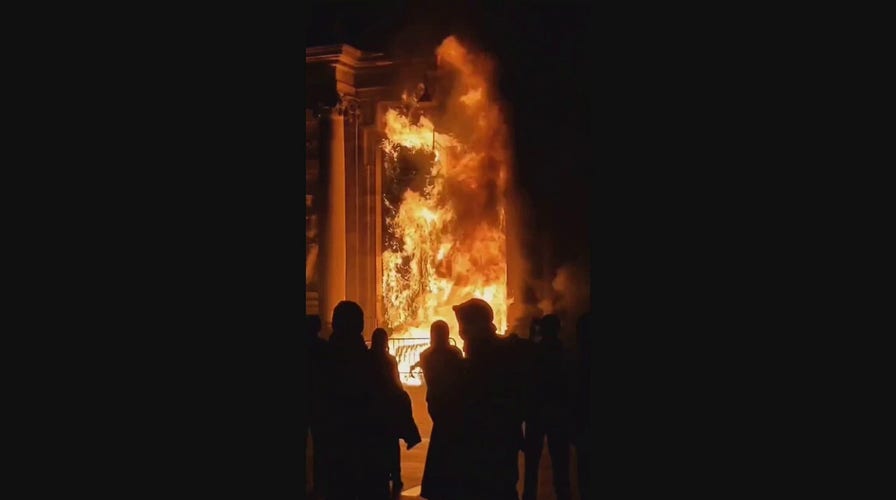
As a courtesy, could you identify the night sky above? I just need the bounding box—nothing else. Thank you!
[307,1,592,277]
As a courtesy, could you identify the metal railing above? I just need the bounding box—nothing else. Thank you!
[365,337,457,374]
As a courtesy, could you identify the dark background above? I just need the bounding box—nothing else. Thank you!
[307,1,591,274]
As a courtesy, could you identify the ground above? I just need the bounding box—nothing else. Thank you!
[307,385,581,499]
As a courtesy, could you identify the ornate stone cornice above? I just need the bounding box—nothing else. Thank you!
[305,44,390,68]
[334,93,362,121]
[307,44,436,123]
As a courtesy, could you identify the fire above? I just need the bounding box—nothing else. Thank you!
[460,88,483,106]
[381,36,514,382]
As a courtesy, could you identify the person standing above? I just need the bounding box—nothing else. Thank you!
[572,312,591,500]
[306,315,329,499]
[522,314,572,500]
[416,320,464,500]
[324,301,388,500]
[453,298,526,500]
[368,328,408,497]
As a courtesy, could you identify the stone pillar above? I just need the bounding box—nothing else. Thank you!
[336,96,380,336]
[322,110,347,328]
[307,44,438,334]
[305,110,322,317]
[372,127,384,329]
[356,122,382,333]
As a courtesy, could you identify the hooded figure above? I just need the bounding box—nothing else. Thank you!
[367,328,420,497]
[573,312,591,500]
[522,314,572,500]
[324,301,389,500]
[417,320,464,500]
[452,298,525,500]
[306,314,329,498]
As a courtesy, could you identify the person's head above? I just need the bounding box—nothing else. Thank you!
[430,320,450,347]
[332,301,364,337]
[539,314,561,340]
[527,317,540,342]
[371,327,389,353]
[306,315,322,339]
[452,298,496,354]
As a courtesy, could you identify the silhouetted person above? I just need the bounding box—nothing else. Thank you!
[324,301,389,500]
[572,312,591,500]
[370,328,402,387]
[302,320,311,499]
[306,315,329,499]
[416,320,464,500]
[523,314,572,500]
[453,298,525,500]
[368,328,409,497]
[517,317,543,406]
[504,331,535,453]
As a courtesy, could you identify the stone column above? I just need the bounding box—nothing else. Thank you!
[322,110,346,328]
[336,96,380,334]
[372,127,384,328]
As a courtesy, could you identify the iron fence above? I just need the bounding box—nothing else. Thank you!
[365,337,458,374]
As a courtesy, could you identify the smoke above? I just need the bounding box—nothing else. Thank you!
[530,256,591,342]
[434,36,508,231]
[549,259,591,319]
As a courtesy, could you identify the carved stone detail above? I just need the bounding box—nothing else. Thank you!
[334,94,362,122]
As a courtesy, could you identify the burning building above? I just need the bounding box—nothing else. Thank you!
[306,38,525,384]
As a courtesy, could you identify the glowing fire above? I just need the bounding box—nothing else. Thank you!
[381,36,514,384]
[391,339,429,386]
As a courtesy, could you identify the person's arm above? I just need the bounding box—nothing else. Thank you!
[411,348,430,375]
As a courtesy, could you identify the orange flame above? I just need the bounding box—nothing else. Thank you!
[381,36,514,364]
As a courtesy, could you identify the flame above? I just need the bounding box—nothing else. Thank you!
[392,338,429,386]
[460,88,483,106]
[381,36,514,367]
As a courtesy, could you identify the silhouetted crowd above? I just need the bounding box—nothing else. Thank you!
[303,299,591,500]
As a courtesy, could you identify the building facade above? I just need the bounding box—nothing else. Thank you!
[305,45,434,333]
[306,43,526,336]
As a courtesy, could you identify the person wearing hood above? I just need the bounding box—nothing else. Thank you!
[324,301,388,499]
[522,314,572,500]
[452,298,525,500]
